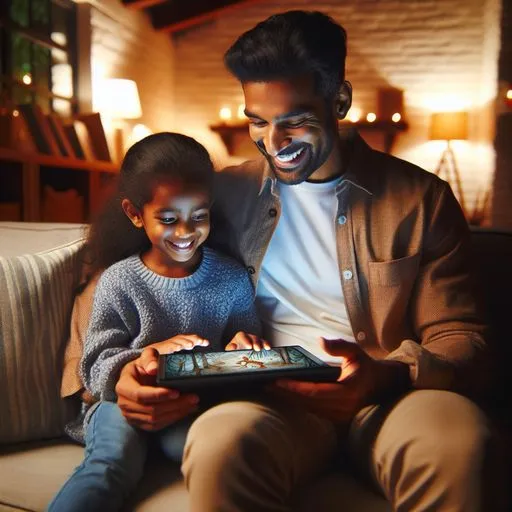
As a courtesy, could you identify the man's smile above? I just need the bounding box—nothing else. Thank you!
[272,143,310,170]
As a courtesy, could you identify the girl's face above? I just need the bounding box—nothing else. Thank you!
[126,179,211,277]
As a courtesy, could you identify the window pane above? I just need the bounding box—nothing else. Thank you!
[11,0,30,27]
[11,33,31,84]
[52,98,72,117]
[32,0,50,32]
[33,43,50,90]
[51,3,69,48]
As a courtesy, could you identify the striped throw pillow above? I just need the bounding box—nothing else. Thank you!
[0,238,85,444]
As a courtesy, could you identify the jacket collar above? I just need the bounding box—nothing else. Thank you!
[258,127,374,197]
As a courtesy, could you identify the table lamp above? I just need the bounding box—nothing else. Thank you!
[97,79,142,162]
[429,111,468,213]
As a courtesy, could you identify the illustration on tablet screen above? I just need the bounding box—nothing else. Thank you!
[164,347,320,379]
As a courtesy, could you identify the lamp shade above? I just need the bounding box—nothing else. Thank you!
[429,111,468,141]
[96,79,142,119]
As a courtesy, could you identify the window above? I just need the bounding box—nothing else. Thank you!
[0,0,77,117]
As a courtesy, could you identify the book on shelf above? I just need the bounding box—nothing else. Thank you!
[17,104,62,156]
[72,120,96,161]
[47,114,77,158]
[63,122,86,160]
[76,113,111,162]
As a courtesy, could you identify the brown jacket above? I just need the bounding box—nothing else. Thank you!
[61,128,486,397]
[209,128,487,393]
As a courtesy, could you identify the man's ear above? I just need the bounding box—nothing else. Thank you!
[121,199,144,228]
[336,81,353,120]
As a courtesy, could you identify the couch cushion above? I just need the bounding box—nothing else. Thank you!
[0,440,190,512]
[0,238,85,444]
[0,440,389,512]
[0,222,87,258]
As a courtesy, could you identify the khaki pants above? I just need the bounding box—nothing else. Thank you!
[182,390,495,512]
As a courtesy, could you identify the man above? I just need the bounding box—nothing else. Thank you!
[112,10,492,511]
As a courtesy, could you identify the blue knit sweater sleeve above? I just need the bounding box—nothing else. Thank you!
[222,267,262,343]
[80,270,143,402]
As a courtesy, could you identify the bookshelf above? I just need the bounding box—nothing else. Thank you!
[0,147,118,222]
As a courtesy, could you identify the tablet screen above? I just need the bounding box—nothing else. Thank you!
[162,347,322,379]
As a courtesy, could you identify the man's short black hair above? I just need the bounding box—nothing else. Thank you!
[224,10,347,100]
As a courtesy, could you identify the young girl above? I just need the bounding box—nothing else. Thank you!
[48,132,268,512]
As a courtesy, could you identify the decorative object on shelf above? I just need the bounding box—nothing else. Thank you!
[429,111,468,214]
[76,113,112,162]
[95,78,142,162]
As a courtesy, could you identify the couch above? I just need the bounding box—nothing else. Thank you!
[0,222,510,512]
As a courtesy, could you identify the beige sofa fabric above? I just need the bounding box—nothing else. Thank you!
[0,238,85,443]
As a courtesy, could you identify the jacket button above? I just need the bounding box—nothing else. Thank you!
[342,269,353,280]
[356,331,366,341]
[247,266,256,275]
[269,208,277,217]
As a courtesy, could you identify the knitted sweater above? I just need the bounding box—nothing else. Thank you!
[81,247,261,402]
[65,247,261,443]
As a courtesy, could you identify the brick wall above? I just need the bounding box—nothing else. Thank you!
[86,0,176,136]
[170,0,501,223]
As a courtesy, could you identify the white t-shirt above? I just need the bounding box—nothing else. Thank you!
[256,178,355,365]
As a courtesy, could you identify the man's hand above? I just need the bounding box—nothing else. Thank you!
[148,334,209,355]
[272,337,411,423]
[115,347,199,431]
[225,331,271,351]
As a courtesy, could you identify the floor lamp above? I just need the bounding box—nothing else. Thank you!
[429,111,468,214]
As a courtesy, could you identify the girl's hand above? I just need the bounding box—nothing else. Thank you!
[115,348,199,431]
[225,331,271,351]
[148,334,209,355]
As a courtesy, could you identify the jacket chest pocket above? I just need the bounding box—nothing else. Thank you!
[367,253,421,348]
[368,252,421,288]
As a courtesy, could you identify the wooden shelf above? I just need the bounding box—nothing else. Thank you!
[210,119,408,157]
[0,147,119,173]
[0,147,119,222]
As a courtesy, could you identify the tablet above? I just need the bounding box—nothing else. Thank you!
[156,345,339,391]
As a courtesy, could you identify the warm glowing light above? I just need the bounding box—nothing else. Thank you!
[12,110,19,117]
[366,112,377,123]
[95,79,142,119]
[22,73,32,85]
[507,89,512,100]
[347,107,362,123]
[219,107,232,121]
[392,113,401,122]
[237,104,246,120]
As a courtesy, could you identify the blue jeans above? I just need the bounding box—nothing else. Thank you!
[47,401,193,512]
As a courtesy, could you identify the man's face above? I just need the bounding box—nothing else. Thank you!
[242,76,339,184]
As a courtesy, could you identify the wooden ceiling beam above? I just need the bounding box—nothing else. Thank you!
[121,0,168,10]
[149,0,266,34]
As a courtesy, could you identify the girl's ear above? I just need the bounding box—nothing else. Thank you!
[121,199,144,228]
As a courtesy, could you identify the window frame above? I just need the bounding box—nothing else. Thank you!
[0,0,78,115]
